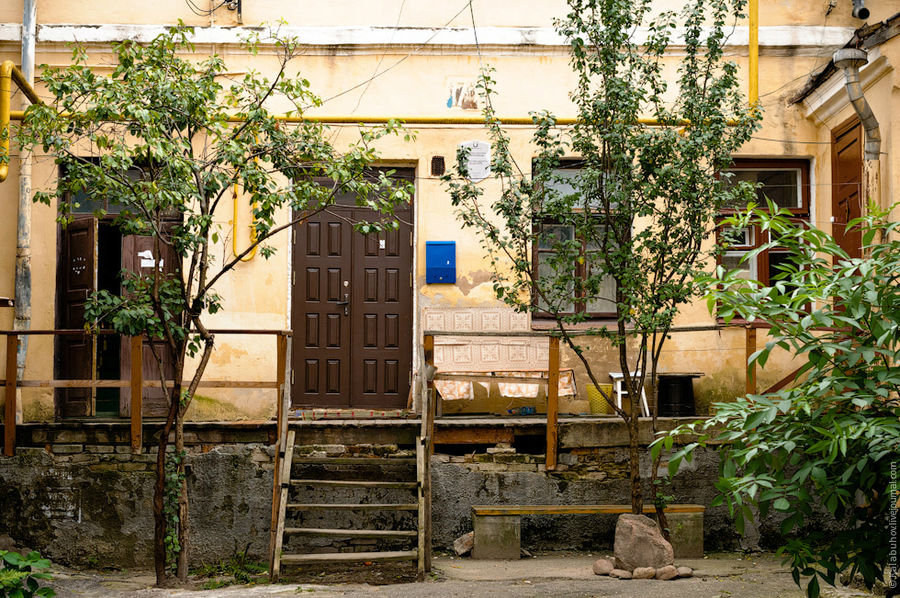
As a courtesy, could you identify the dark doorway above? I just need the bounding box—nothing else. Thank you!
[831,117,863,259]
[291,168,414,409]
[56,214,178,418]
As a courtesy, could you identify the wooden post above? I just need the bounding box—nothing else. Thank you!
[423,333,435,418]
[745,326,757,396]
[4,334,18,456]
[418,335,436,574]
[130,335,143,454]
[269,333,288,575]
[417,387,428,579]
[546,335,560,472]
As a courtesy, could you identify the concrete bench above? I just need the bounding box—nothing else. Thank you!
[471,504,705,560]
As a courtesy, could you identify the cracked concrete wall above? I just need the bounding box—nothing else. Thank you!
[0,439,842,566]
[0,444,275,567]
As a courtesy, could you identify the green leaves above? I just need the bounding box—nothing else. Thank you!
[0,550,55,598]
[677,205,900,597]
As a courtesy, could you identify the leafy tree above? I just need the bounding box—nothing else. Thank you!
[443,0,758,520]
[19,25,411,586]
[659,206,900,597]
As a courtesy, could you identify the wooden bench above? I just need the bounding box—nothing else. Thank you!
[471,504,705,560]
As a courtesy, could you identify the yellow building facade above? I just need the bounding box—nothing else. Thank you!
[0,0,898,423]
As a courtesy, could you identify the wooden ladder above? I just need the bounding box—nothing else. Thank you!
[269,392,434,581]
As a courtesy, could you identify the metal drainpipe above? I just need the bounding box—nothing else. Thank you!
[14,0,35,401]
[833,48,880,160]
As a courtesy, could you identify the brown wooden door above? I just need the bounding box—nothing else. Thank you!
[56,217,96,417]
[291,171,414,409]
[832,118,863,259]
[119,234,178,418]
[292,210,353,406]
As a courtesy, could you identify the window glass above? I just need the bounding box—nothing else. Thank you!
[723,168,801,210]
[536,256,576,313]
[722,252,757,281]
[538,224,575,249]
[546,168,579,198]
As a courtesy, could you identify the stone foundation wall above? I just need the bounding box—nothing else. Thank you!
[0,421,803,567]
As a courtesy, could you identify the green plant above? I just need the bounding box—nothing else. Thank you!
[443,0,758,521]
[192,542,267,587]
[657,205,900,597]
[0,550,55,598]
[21,23,410,586]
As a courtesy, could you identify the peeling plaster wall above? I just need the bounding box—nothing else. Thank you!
[0,0,890,422]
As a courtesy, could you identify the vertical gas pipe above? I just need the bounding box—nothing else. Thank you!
[749,0,758,107]
[14,0,35,406]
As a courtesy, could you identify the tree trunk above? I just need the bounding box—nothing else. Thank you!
[175,412,190,581]
[153,385,181,587]
[647,373,671,541]
[628,410,643,514]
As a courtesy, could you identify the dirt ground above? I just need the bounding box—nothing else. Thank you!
[46,552,877,598]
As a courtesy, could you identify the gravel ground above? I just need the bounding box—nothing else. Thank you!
[45,552,876,598]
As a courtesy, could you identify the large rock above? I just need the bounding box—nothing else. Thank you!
[454,532,474,556]
[592,557,614,575]
[613,514,675,571]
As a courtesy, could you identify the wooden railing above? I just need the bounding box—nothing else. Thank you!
[0,329,292,456]
[423,331,563,470]
[424,324,801,471]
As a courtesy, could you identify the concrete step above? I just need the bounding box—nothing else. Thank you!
[292,457,415,466]
[289,479,418,489]
[284,527,417,538]
[286,503,418,511]
[280,550,417,565]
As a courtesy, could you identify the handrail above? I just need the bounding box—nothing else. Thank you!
[0,328,291,336]
[0,60,42,183]
[1,329,292,456]
[762,364,806,395]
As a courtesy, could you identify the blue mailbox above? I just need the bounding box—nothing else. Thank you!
[425,241,456,283]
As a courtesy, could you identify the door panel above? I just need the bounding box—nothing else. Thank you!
[832,118,863,259]
[291,169,414,409]
[350,207,413,407]
[292,211,352,406]
[56,217,96,417]
[120,233,178,418]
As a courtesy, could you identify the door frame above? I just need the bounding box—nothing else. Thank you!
[286,162,419,409]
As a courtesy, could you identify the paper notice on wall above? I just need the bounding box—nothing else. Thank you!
[137,249,160,269]
[459,140,491,183]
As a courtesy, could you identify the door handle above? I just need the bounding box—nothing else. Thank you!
[337,293,350,316]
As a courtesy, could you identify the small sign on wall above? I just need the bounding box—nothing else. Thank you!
[458,140,491,183]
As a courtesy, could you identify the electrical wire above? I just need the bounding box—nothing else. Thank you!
[350,0,407,114]
[185,0,229,17]
[317,0,473,107]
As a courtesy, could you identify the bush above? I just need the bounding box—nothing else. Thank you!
[0,550,55,598]
[657,205,900,597]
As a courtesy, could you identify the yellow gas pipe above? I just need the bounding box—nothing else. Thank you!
[749,0,759,107]
[0,60,41,183]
